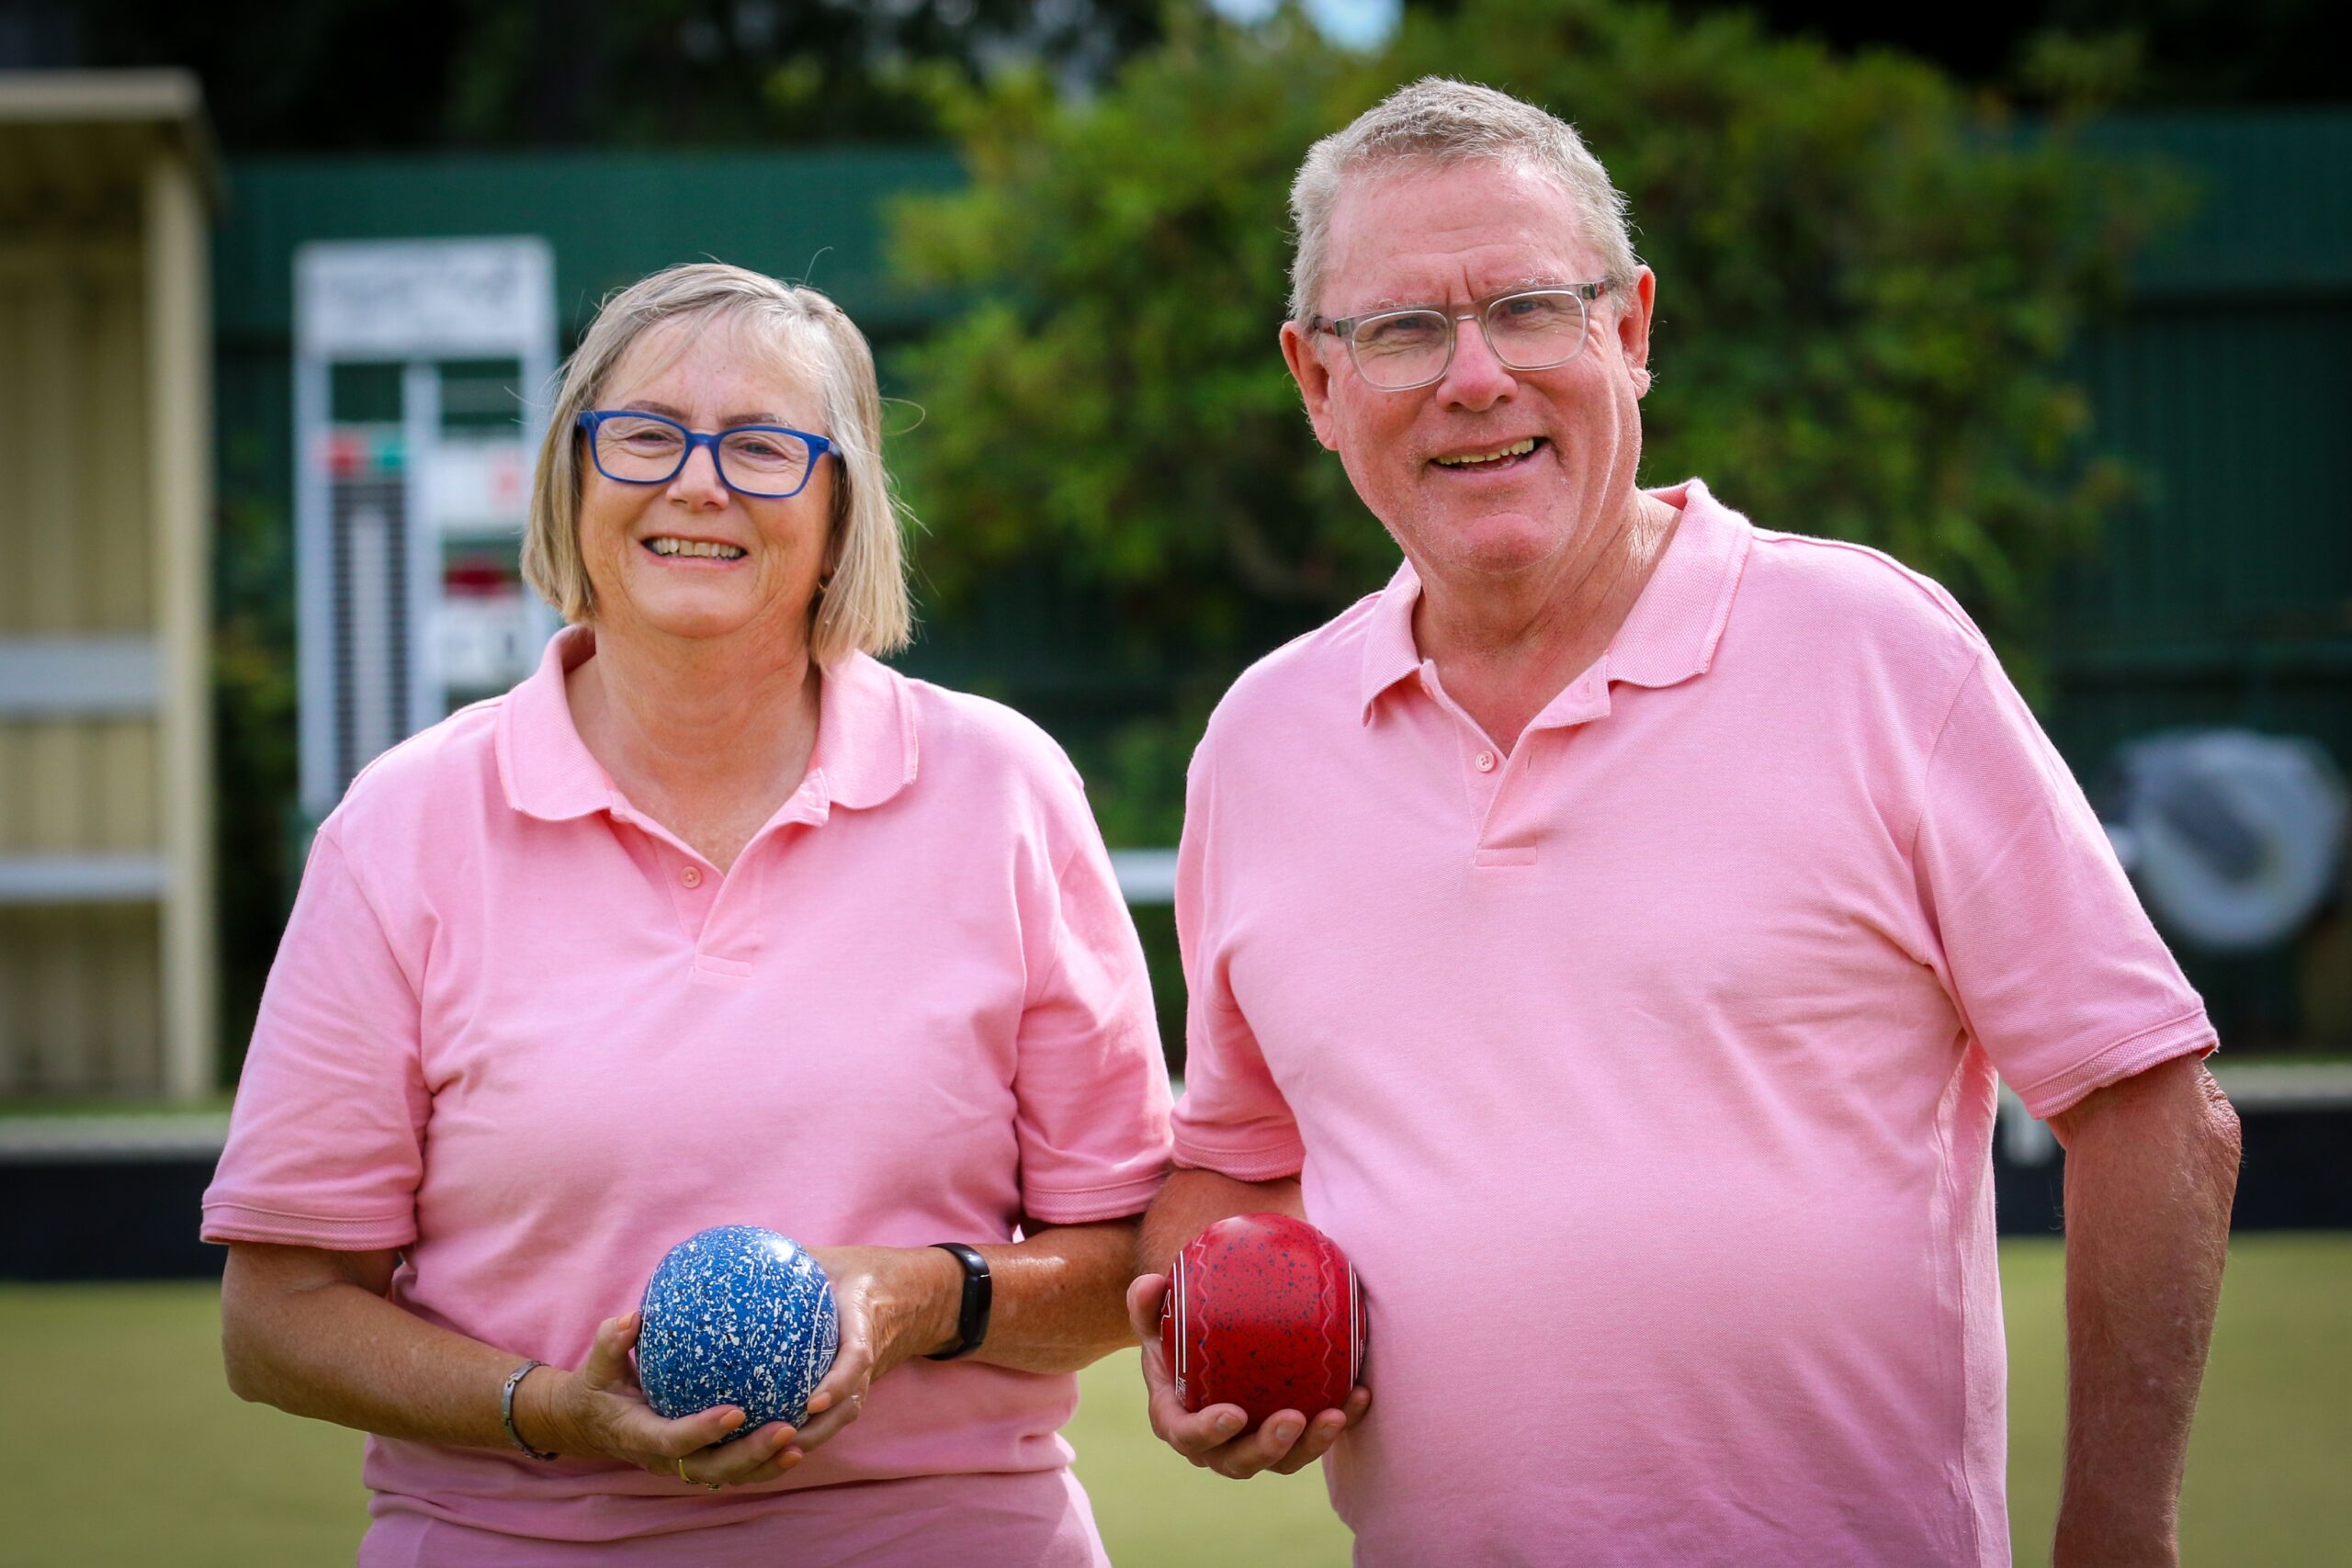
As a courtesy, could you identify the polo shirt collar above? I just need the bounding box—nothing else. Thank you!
[1356,478,1751,721]
[1605,478,1751,690]
[1356,560,1430,721]
[497,626,918,823]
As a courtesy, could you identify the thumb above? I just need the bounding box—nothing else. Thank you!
[1126,1273,1170,1346]
[578,1311,640,1390]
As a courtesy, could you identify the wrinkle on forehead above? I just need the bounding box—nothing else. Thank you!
[1320,161,1598,319]
[599,309,821,417]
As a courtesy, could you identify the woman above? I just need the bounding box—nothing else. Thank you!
[205,263,1172,1564]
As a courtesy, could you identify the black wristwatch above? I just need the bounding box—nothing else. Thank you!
[924,1242,992,1361]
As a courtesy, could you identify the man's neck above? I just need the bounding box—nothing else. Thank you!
[1409,490,1682,753]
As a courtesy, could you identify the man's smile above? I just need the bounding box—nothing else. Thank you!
[1430,436,1545,471]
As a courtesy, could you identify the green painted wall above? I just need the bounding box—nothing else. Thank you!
[203,119,2352,1047]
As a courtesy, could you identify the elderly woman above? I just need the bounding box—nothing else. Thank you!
[204,263,1171,1564]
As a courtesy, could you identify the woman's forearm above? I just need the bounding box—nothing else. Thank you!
[224,1242,795,1484]
[221,1242,556,1452]
[967,1218,1144,1373]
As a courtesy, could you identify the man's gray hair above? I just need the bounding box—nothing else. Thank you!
[1288,77,1639,323]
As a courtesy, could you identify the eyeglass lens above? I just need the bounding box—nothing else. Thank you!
[1349,289,1589,389]
[593,415,813,494]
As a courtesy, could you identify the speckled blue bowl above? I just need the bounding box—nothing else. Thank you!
[636,1225,839,1441]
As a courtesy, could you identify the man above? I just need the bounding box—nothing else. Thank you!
[1129,77,2241,1567]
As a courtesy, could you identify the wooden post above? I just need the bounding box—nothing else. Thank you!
[144,148,216,1103]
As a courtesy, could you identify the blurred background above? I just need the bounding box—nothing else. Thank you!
[0,0,2346,1561]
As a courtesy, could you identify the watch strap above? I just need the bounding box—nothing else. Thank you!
[924,1242,992,1361]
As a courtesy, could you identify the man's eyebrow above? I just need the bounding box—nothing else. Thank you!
[1356,277,1569,313]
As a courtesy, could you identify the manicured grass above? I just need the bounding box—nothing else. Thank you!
[3,1237,2344,1566]
[2002,1234,2352,1566]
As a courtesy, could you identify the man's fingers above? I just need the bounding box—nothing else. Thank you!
[1126,1273,1170,1346]
[1154,1399,1251,1460]
[1270,1407,1351,1474]
[1209,1409,1310,1477]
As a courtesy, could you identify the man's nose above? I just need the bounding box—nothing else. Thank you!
[1436,313,1515,410]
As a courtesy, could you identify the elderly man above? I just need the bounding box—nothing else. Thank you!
[1128,77,2240,1567]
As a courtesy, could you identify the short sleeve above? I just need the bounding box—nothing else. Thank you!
[200,825,432,1249]
[1009,796,1174,1225]
[1168,736,1307,1179]
[1915,650,2216,1120]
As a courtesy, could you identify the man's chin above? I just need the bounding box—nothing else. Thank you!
[1403,516,1574,581]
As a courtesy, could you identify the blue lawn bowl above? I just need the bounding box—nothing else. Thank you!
[636,1225,840,1442]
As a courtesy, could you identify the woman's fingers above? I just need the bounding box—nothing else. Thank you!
[793,1274,878,1450]
[576,1311,639,1391]
[673,1421,799,1489]
[792,1347,873,1451]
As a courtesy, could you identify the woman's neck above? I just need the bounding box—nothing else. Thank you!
[564,623,823,867]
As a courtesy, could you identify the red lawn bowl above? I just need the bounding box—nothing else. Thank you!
[1160,1213,1364,1429]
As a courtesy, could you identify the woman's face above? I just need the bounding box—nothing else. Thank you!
[576,316,836,657]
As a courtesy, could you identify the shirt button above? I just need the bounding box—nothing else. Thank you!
[1474,750,1498,773]
[681,866,703,888]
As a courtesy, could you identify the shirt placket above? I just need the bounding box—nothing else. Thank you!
[1418,661,1611,864]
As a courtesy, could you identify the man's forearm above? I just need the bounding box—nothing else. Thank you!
[1137,1168,1303,1275]
[2050,1056,2241,1566]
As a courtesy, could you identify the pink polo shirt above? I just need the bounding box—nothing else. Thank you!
[1171,480,2214,1567]
[203,627,1171,1561]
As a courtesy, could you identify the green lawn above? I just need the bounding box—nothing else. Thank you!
[3,1236,2345,1566]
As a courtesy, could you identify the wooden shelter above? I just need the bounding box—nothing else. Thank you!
[0,72,219,1100]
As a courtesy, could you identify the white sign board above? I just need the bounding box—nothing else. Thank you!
[425,434,531,536]
[297,238,555,360]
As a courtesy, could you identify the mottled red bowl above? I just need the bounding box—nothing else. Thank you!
[1159,1213,1364,1428]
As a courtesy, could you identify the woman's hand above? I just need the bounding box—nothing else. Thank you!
[526,1310,801,1489]
[792,1245,965,1453]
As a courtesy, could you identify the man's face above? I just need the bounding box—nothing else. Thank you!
[1280,160,1657,590]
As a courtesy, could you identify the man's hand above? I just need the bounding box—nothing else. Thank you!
[1125,1272,1370,1479]
[2046,1054,2240,1568]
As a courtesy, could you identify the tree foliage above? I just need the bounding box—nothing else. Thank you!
[891,0,2168,840]
[60,0,1164,150]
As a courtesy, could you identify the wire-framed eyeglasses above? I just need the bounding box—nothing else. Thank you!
[1310,282,1611,391]
[577,411,834,499]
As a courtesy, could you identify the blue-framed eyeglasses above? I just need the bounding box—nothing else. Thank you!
[577,411,834,499]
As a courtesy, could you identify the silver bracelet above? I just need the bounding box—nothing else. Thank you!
[500,1359,560,1461]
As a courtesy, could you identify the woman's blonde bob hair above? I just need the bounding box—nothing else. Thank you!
[523,262,912,665]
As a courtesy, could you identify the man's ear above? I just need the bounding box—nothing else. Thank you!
[1279,320,1341,451]
[1619,267,1657,399]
